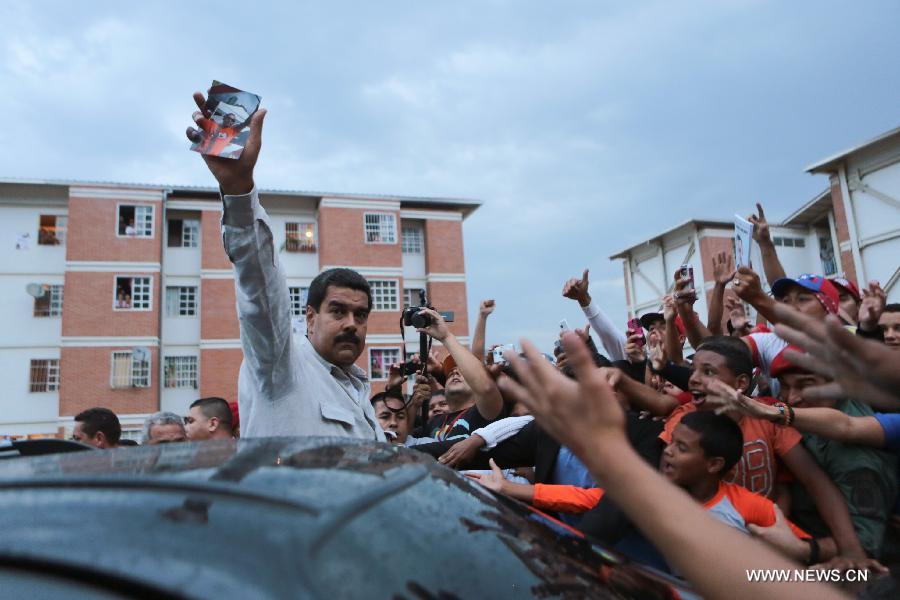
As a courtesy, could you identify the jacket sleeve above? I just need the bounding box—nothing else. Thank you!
[222,187,294,399]
[472,416,535,449]
[582,301,627,361]
[533,484,605,514]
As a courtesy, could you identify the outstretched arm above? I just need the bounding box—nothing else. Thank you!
[418,309,504,420]
[470,299,495,362]
[563,269,627,360]
[749,203,787,285]
[708,252,735,335]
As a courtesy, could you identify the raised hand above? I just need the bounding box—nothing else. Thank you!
[479,299,496,317]
[186,91,267,195]
[858,281,886,331]
[731,266,766,305]
[713,251,736,286]
[748,203,772,244]
[624,331,646,364]
[415,308,451,342]
[562,269,591,307]
[662,294,677,322]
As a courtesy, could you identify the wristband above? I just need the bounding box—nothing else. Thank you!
[806,537,820,565]
[785,403,795,427]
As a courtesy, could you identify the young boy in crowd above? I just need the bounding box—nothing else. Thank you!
[608,334,869,563]
[469,411,821,566]
[880,304,900,350]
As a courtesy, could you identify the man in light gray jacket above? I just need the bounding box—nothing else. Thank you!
[187,92,384,441]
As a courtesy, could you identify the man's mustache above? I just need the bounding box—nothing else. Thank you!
[334,332,361,345]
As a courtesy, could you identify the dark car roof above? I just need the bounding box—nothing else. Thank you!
[0,437,688,599]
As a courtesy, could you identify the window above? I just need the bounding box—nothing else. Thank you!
[110,350,151,388]
[33,285,64,317]
[118,205,154,237]
[370,280,399,311]
[29,359,60,392]
[772,236,805,248]
[364,213,397,244]
[289,286,309,316]
[165,286,197,316]
[164,356,198,389]
[369,348,401,380]
[401,223,423,254]
[38,215,67,245]
[167,219,199,248]
[819,236,837,277]
[285,222,316,252]
[404,288,425,309]
[115,276,152,310]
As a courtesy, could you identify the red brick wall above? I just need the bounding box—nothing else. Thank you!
[318,207,401,267]
[60,346,159,416]
[200,279,240,339]
[62,271,160,337]
[66,195,161,263]
[200,348,242,402]
[201,209,231,270]
[427,281,469,337]
[698,234,734,284]
[828,175,858,282]
[424,220,466,273]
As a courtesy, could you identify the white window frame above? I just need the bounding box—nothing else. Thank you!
[364,213,397,244]
[368,347,402,381]
[164,356,198,389]
[165,286,197,317]
[33,284,64,317]
[116,203,155,239]
[403,287,425,309]
[167,218,199,248]
[113,275,153,312]
[110,350,151,389]
[38,214,67,246]
[288,286,310,317]
[285,222,317,253]
[29,358,60,392]
[401,222,423,254]
[369,279,399,311]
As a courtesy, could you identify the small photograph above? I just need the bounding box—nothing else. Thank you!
[189,80,261,160]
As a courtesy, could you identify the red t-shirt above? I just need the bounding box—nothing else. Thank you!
[660,403,801,498]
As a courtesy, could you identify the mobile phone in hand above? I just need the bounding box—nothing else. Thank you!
[627,318,645,347]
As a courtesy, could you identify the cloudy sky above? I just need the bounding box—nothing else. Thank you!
[2,0,898,351]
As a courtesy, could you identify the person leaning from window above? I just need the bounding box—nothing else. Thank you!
[186,92,384,440]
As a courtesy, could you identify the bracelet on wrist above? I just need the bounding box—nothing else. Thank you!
[806,537,820,565]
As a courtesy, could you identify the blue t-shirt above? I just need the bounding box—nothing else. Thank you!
[551,446,597,527]
[874,413,900,451]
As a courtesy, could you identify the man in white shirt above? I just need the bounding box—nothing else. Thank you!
[187,92,384,441]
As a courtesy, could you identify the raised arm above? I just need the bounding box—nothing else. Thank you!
[187,94,294,396]
[563,269,627,361]
[749,203,787,285]
[418,308,504,420]
[708,252,735,335]
[470,299,495,362]
[661,295,685,365]
[607,366,680,417]
[673,268,713,348]
[733,266,780,325]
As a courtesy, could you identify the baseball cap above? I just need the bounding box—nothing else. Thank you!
[829,277,861,303]
[770,274,840,315]
[639,312,686,336]
[770,345,807,378]
[442,354,458,378]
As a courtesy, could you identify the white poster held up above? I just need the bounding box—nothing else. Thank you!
[734,214,754,268]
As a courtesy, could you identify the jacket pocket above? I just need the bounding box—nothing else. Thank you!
[320,403,355,429]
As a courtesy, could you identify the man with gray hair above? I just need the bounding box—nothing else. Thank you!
[142,412,187,445]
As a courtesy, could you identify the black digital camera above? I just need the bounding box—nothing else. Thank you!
[401,290,455,329]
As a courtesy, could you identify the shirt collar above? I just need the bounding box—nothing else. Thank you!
[301,336,369,382]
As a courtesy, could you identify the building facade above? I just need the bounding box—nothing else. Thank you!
[611,125,900,323]
[0,180,479,439]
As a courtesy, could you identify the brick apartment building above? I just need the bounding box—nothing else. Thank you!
[611,125,900,328]
[0,179,480,439]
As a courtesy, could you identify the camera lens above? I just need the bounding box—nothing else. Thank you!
[411,312,432,329]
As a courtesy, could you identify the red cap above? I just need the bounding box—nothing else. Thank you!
[829,277,861,303]
[442,354,458,378]
[770,346,806,378]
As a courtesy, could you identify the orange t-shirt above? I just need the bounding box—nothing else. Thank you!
[532,481,808,539]
[660,403,802,498]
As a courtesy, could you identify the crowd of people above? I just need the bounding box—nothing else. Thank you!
[69,94,897,598]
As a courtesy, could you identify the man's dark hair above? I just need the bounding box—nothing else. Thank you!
[370,391,405,409]
[680,411,744,475]
[307,268,372,312]
[884,303,900,314]
[189,397,233,427]
[74,407,121,445]
[696,335,754,378]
